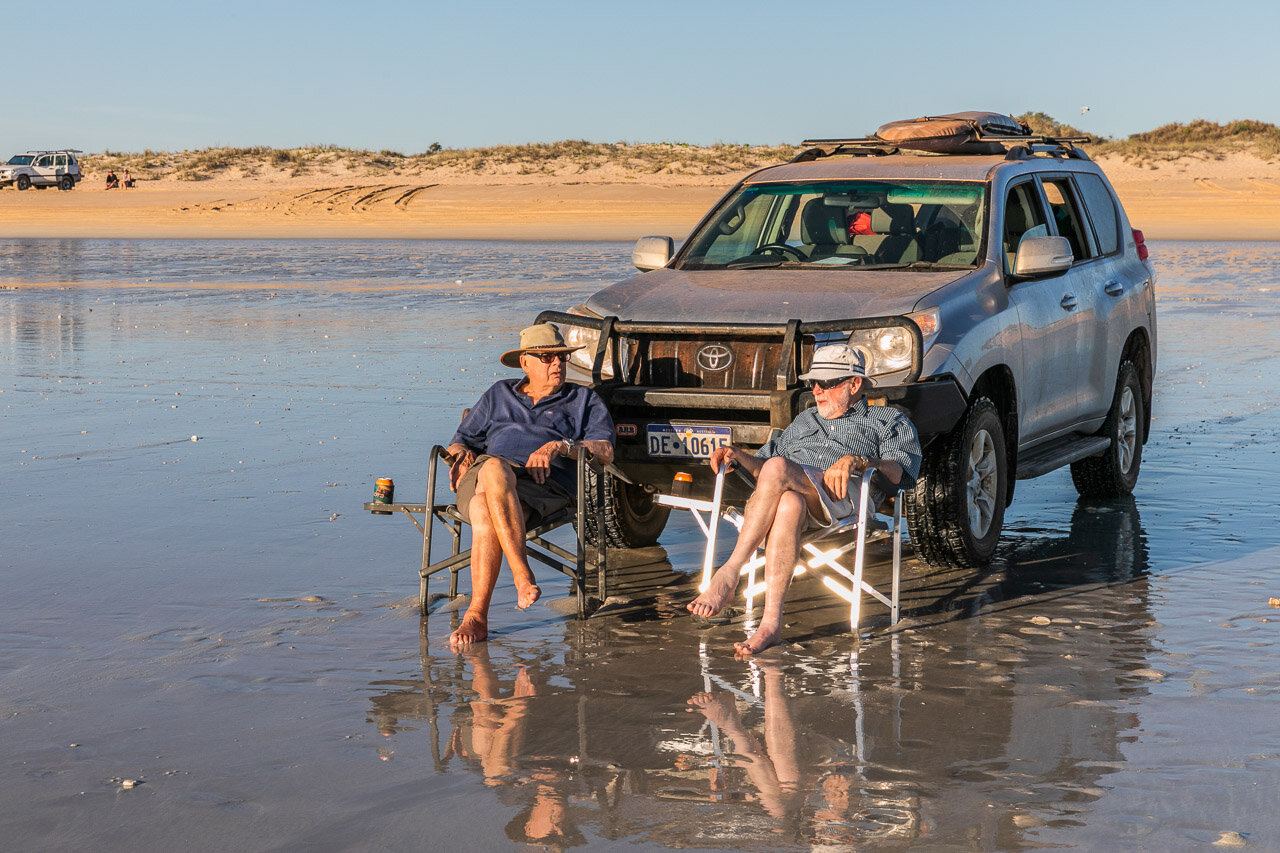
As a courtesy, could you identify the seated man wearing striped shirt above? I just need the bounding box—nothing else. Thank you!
[687,344,921,655]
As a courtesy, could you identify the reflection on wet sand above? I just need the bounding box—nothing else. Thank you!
[367,497,1155,848]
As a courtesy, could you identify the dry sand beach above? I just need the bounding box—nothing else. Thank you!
[3,150,1280,241]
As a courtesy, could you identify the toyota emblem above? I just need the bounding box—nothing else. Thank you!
[696,344,734,372]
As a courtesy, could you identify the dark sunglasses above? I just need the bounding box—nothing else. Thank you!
[807,376,851,391]
[528,351,569,364]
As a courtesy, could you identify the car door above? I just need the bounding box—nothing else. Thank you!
[1072,171,1147,422]
[1001,180,1086,443]
[32,154,54,184]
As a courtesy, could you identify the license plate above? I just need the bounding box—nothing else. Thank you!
[646,424,732,458]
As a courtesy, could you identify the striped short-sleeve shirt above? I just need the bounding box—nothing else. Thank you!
[755,398,921,483]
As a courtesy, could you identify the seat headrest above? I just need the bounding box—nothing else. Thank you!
[871,203,915,235]
[801,198,849,246]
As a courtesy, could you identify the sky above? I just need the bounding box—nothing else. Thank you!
[3,0,1277,154]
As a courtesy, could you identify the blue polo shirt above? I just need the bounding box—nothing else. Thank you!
[451,379,615,492]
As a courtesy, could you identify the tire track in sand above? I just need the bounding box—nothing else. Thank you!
[1244,178,1280,194]
[1194,178,1254,198]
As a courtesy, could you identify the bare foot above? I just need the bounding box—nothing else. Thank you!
[734,625,782,657]
[449,611,489,646]
[686,691,738,728]
[687,568,739,618]
[515,582,541,610]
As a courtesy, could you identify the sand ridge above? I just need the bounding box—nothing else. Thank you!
[1,151,1278,241]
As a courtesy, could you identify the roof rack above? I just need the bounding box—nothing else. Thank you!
[793,133,1092,162]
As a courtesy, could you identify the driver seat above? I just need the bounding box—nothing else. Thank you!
[800,198,850,260]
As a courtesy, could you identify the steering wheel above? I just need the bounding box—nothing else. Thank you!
[753,243,806,261]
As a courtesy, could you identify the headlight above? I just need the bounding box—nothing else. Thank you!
[844,309,939,381]
[562,305,616,380]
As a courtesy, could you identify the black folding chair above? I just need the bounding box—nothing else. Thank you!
[364,445,610,618]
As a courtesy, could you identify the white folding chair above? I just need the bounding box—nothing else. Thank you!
[656,466,905,632]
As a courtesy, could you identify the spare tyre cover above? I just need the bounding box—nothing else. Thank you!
[876,111,1030,154]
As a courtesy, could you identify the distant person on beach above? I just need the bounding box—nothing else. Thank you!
[445,323,614,647]
[686,344,920,655]
[122,169,134,189]
[105,170,119,189]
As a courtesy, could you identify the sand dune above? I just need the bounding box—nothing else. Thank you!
[2,152,1278,241]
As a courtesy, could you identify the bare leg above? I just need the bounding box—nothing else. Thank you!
[735,489,807,656]
[449,461,542,647]
[689,458,822,618]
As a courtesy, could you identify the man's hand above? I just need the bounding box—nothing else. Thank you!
[524,440,564,485]
[709,445,741,475]
[823,454,867,501]
[446,443,476,491]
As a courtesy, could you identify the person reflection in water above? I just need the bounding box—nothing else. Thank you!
[450,645,535,785]
[686,659,806,822]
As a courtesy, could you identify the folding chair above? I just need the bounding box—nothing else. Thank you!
[363,445,610,618]
[655,466,906,632]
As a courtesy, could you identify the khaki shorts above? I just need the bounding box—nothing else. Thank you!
[798,464,882,528]
[454,454,574,525]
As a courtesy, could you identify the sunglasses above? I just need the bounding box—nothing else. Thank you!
[807,376,852,391]
[527,351,569,364]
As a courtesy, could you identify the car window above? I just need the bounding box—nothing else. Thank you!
[1041,179,1093,261]
[1002,182,1048,271]
[34,155,52,168]
[1074,173,1120,256]
[54,154,67,168]
[679,181,985,270]
[8,155,34,166]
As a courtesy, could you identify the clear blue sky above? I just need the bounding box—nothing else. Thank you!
[3,0,1276,154]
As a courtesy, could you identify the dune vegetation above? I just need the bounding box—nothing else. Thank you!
[82,114,1280,183]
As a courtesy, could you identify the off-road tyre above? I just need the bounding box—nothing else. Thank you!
[906,397,1008,568]
[582,466,670,548]
[16,174,30,191]
[1071,360,1143,498]
[59,175,74,191]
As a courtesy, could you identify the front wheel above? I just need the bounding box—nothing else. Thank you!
[1071,360,1144,498]
[16,174,30,191]
[907,397,1009,568]
[582,467,670,548]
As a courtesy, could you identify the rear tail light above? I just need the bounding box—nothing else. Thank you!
[1132,228,1149,261]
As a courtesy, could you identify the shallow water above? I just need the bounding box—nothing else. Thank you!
[2,239,1279,850]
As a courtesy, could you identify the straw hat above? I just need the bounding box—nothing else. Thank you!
[499,323,582,368]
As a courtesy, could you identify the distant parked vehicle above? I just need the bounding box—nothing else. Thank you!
[0,150,84,190]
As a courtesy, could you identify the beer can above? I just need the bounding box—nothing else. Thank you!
[373,478,394,514]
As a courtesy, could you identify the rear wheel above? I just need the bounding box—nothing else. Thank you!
[583,467,670,548]
[1071,361,1143,497]
[59,175,74,191]
[907,397,1008,568]
[16,174,30,191]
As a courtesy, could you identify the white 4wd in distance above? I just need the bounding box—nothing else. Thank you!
[0,150,83,190]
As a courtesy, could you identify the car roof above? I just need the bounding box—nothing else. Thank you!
[745,152,1097,185]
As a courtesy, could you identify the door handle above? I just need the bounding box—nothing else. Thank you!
[1104,280,1124,296]
[1060,294,1078,310]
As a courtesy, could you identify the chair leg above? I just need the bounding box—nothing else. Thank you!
[698,468,728,592]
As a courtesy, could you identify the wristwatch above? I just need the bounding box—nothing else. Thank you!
[561,438,576,456]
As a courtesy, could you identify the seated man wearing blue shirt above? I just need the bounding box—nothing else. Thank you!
[687,344,921,656]
[445,324,615,647]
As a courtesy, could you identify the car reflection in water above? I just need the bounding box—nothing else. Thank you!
[366,497,1152,849]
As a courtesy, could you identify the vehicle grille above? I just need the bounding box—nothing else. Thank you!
[626,337,815,390]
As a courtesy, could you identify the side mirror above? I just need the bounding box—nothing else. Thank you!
[1013,235,1073,277]
[632,236,674,271]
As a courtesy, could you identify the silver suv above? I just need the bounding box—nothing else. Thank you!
[0,150,83,190]
[541,114,1157,568]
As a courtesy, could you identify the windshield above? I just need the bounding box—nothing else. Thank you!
[678,180,986,270]
[6,155,34,165]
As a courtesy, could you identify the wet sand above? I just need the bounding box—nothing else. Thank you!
[3,239,1280,850]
